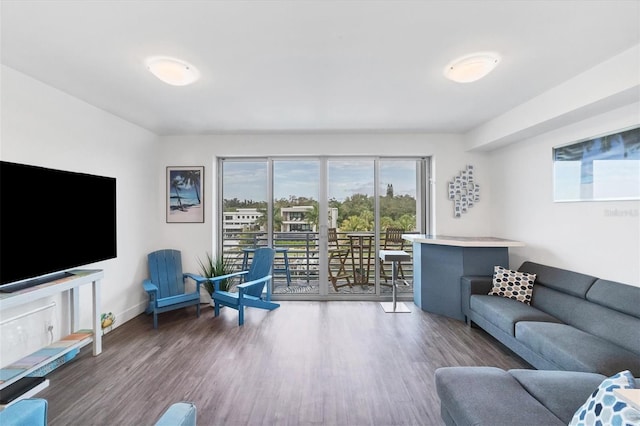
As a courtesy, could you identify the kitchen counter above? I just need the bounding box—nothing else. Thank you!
[404,235,524,320]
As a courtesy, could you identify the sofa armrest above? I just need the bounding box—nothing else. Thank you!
[435,367,566,426]
[0,398,48,426]
[461,275,493,323]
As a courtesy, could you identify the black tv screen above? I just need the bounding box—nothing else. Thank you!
[0,161,117,287]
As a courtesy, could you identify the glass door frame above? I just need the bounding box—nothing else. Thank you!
[217,155,431,301]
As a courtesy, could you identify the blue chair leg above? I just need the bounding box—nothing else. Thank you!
[238,305,244,326]
[214,301,220,318]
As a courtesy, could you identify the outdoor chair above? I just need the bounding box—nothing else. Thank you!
[209,247,280,326]
[143,249,208,329]
[328,227,352,291]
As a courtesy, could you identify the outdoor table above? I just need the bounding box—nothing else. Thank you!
[346,232,374,285]
[241,247,291,286]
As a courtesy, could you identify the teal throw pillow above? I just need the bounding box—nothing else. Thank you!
[569,370,640,426]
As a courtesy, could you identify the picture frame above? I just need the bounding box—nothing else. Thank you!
[166,166,204,223]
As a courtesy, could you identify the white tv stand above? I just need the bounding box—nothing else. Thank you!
[0,269,103,407]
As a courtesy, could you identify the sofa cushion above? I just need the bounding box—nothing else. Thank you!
[587,279,640,319]
[568,295,640,358]
[435,366,565,426]
[530,283,640,357]
[488,266,536,305]
[508,369,606,424]
[529,285,584,322]
[568,370,640,426]
[470,294,561,336]
[515,322,640,376]
[518,262,597,298]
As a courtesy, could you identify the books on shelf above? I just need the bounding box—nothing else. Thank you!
[62,331,92,341]
[0,330,92,385]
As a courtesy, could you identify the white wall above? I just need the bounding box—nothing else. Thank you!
[0,66,159,365]
[488,102,640,286]
[156,133,494,276]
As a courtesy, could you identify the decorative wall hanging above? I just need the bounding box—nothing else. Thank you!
[448,165,479,218]
[166,166,204,223]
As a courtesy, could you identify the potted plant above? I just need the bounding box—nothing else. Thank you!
[197,252,235,296]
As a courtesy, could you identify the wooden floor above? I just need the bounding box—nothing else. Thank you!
[40,302,530,426]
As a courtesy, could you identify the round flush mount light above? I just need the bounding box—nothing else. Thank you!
[443,52,501,83]
[145,56,200,86]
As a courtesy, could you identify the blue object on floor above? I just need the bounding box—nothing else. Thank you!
[211,247,280,326]
[143,249,208,329]
[155,401,197,426]
[0,398,48,426]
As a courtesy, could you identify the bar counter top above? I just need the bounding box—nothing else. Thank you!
[402,234,525,248]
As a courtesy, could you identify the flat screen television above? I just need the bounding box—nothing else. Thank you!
[0,161,117,289]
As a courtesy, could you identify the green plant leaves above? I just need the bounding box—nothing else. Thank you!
[197,252,235,293]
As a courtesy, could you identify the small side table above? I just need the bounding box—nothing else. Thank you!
[242,248,292,286]
[379,250,411,313]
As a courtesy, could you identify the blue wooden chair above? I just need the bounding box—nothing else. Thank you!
[209,247,280,326]
[143,249,207,329]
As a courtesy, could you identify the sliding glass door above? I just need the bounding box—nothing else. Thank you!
[327,159,375,295]
[273,159,320,295]
[220,160,268,277]
[219,156,429,299]
[377,159,420,296]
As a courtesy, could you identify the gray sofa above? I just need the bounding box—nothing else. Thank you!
[435,367,640,426]
[461,261,640,376]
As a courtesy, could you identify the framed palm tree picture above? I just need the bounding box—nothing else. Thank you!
[166,166,204,223]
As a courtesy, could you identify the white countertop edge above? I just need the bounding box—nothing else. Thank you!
[402,234,525,247]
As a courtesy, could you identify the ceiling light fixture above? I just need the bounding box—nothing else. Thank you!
[145,56,200,86]
[443,52,501,83]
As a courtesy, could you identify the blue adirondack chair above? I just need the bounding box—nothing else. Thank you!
[209,247,280,326]
[143,249,208,329]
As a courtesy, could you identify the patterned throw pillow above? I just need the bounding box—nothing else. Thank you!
[569,370,640,426]
[488,266,536,305]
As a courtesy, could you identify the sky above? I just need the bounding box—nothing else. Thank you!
[223,159,418,202]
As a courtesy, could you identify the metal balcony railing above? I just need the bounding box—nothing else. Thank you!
[221,231,414,290]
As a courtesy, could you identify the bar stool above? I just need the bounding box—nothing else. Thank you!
[378,250,411,313]
[242,247,291,286]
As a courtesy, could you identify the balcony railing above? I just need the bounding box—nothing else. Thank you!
[222,231,414,292]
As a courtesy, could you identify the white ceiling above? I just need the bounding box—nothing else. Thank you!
[2,0,639,136]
